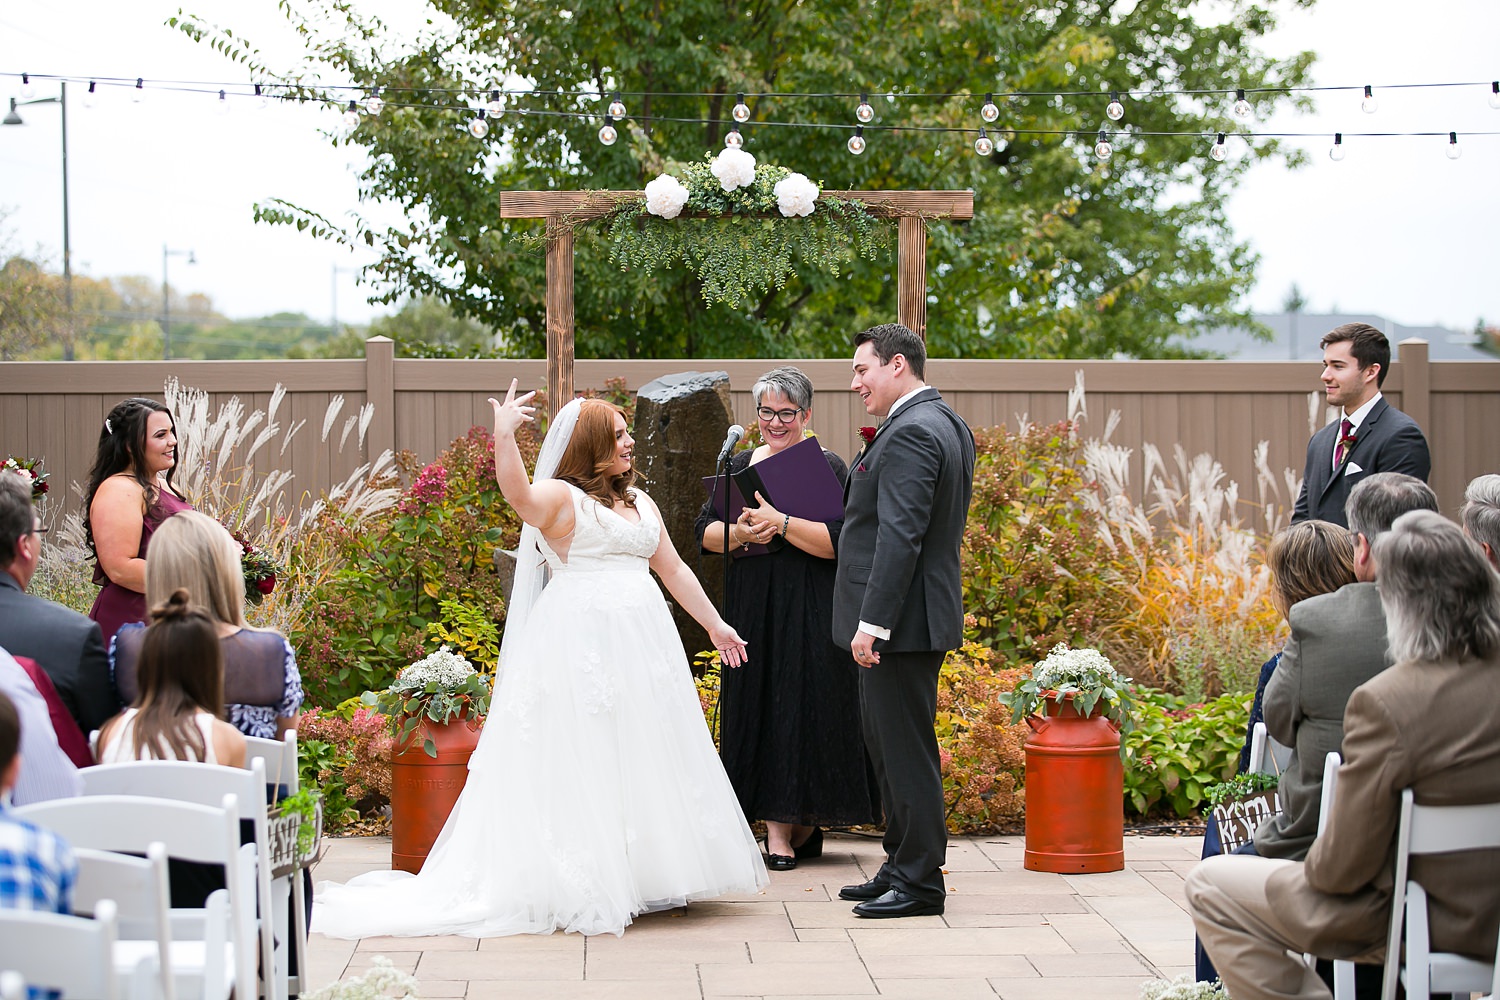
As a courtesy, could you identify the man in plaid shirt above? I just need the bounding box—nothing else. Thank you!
[0,690,76,913]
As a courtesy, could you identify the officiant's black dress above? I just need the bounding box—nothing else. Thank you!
[694,446,880,828]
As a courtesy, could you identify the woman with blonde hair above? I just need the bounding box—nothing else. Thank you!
[111,511,302,740]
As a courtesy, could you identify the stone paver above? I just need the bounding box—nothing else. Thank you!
[306,833,1205,998]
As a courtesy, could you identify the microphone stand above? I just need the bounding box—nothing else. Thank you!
[715,448,735,628]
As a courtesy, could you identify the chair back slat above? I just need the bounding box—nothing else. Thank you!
[0,900,120,1000]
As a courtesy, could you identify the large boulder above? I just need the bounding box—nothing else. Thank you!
[632,371,734,660]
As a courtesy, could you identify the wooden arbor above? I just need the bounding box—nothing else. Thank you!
[497,190,974,411]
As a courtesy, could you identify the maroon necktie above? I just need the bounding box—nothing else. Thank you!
[1334,418,1355,467]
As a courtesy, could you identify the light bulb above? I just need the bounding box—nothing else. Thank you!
[598,118,617,145]
[254,84,269,110]
[1094,130,1113,160]
[1489,82,1500,110]
[216,89,230,116]
[847,126,866,155]
[732,93,750,122]
[487,90,504,118]
[364,89,384,116]
[607,94,626,118]
[20,74,35,99]
[1328,133,1345,161]
[1106,93,1125,121]
[1209,133,1228,162]
[132,78,145,103]
[980,93,999,123]
[1361,85,1378,114]
[724,125,743,148]
[342,100,360,128]
[82,81,97,109]
[855,92,874,123]
[1233,88,1253,120]
[468,115,489,139]
[973,128,993,156]
[1446,132,1462,160]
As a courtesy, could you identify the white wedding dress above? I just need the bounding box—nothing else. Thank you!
[313,484,768,938]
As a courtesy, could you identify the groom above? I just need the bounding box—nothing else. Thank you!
[834,323,976,918]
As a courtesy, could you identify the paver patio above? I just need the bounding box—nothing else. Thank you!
[306,832,1201,999]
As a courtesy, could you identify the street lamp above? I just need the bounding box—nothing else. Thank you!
[162,245,196,360]
[3,82,74,360]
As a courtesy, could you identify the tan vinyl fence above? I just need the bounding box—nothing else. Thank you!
[2,336,1496,523]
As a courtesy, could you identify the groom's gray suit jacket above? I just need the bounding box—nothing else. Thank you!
[833,387,975,652]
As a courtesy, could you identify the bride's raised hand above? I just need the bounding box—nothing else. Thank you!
[488,378,537,440]
[710,622,750,669]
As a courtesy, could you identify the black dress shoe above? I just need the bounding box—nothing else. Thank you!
[852,888,944,918]
[838,875,892,901]
[793,826,823,860]
[766,853,797,871]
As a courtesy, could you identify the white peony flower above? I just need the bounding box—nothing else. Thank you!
[773,172,820,217]
[643,174,691,219]
[710,147,757,191]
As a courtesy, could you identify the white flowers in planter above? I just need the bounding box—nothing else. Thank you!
[644,174,690,219]
[709,146,757,191]
[773,172,819,217]
[398,644,478,689]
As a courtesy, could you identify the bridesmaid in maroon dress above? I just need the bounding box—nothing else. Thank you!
[85,397,194,648]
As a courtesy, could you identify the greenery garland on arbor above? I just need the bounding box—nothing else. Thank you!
[548,150,892,309]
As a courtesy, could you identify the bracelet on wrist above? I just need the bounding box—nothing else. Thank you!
[780,514,791,537]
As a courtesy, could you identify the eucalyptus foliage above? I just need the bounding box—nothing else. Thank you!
[174,0,1314,358]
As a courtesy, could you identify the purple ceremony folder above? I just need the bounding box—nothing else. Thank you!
[700,435,845,558]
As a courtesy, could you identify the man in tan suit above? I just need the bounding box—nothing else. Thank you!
[1187,510,1500,1000]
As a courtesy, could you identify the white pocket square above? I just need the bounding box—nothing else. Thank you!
[1344,462,1364,476]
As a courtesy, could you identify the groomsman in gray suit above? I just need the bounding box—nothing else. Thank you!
[833,323,975,919]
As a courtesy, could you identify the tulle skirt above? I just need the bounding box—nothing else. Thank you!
[312,567,768,938]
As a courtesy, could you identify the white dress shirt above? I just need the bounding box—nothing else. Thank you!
[0,646,83,805]
[1333,393,1382,472]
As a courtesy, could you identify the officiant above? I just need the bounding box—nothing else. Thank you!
[694,366,879,870]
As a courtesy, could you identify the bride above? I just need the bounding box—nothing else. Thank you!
[313,382,769,938]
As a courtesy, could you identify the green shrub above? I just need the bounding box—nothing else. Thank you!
[1122,689,1250,818]
[297,701,393,833]
[938,637,1028,834]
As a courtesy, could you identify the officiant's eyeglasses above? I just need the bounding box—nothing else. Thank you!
[756,406,806,424]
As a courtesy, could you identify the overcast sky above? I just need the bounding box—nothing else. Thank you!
[2,0,1497,335]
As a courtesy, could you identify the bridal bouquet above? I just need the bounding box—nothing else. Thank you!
[366,645,493,757]
[1000,643,1138,735]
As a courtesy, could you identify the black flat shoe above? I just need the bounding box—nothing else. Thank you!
[838,875,891,901]
[852,887,944,919]
[767,853,797,871]
[793,826,823,860]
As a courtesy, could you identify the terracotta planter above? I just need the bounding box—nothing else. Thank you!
[1022,694,1124,873]
[389,712,484,874]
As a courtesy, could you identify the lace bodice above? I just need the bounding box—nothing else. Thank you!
[538,485,660,572]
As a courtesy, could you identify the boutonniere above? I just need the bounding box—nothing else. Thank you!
[858,426,877,445]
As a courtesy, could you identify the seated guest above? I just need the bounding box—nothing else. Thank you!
[0,472,116,735]
[1195,519,1355,982]
[96,590,245,767]
[112,512,302,740]
[0,650,81,805]
[1254,472,1436,860]
[0,690,78,912]
[1188,509,1500,1000]
[1461,473,1500,568]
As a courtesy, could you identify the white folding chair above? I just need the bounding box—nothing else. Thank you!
[0,971,26,1000]
[16,793,256,1000]
[1380,789,1500,1000]
[80,760,282,1000]
[243,730,309,999]
[0,899,123,1000]
[74,843,177,1000]
[1248,720,1294,777]
[1309,752,1361,1000]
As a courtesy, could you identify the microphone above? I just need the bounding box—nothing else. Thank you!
[716,425,745,465]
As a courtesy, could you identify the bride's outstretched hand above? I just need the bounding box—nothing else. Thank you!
[710,622,749,668]
[489,378,537,439]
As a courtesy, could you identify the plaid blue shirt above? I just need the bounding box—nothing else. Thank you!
[0,805,76,913]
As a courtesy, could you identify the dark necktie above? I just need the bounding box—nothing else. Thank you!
[1334,417,1355,467]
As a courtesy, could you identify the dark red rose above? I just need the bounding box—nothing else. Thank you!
[257,574,276,595]
[858,425,877,444]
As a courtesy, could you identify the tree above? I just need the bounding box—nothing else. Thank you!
[177,0,1315,359]
[1283,282,1308,360]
